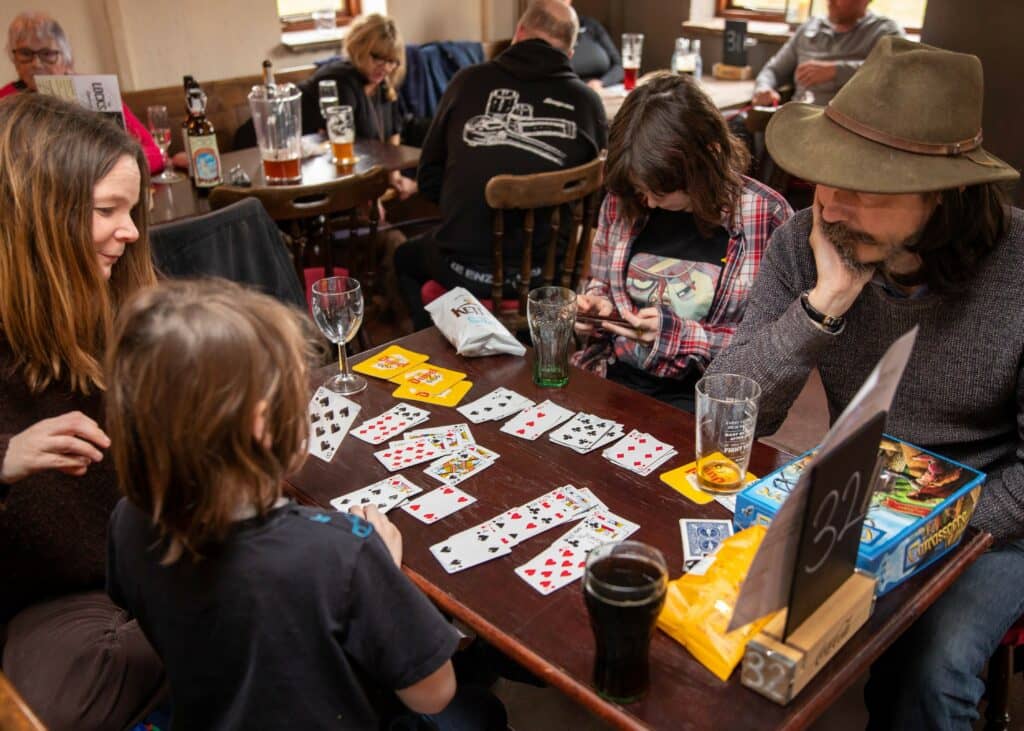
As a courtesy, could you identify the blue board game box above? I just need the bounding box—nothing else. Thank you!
[734,436,985,595]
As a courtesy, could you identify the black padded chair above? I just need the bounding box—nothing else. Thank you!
[149,198,305,310]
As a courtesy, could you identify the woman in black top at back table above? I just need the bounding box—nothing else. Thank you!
[567,4,623,89]
[300,13,416,199]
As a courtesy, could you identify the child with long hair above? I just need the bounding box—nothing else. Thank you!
[104,279,504,729]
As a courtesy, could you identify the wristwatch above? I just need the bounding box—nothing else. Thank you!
[800,291,845,334]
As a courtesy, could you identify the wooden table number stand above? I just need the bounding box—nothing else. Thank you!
[741,571,876,704]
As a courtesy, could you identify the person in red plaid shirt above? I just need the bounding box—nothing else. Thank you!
[572,73,792,411]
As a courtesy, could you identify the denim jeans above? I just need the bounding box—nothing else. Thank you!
[865,537,1024,730]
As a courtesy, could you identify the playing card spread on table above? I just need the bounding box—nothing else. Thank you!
[680,518,734,563]
[423,447,496,486]
[393,379,474,407]
[373,438,446,471]
[488,485,598,547]
[351,345,429,379]
[307,387,361,462]
[500,400,574,440]
[602,430,678,475]
[351,403,431,445]
[515,509,640,595]
[401,485,476,524]
[456,387,533,423]
[329,474,422,514]
[548,412,617,453]
[430,523,513,573]
[389,364,466,396]
[404,423,475,452]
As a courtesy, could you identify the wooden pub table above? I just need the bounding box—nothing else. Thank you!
[149,135,420,225]
[287,328,991,730]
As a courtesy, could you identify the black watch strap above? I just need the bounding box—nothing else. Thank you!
[800,291,845,333]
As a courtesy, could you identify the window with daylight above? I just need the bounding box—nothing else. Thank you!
[719,0,927,32]
[277,0,362,31]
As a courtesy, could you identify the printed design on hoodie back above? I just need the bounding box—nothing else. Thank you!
[463,88,578,164]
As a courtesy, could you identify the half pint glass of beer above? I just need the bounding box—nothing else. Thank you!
[248,82,303,184]
[584,541,668,703]
[694,374,761,494]
[621,33,644,91]
[326,104,356,165]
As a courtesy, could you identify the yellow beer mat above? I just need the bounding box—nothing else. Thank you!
[352,345,430,379]
[661,458,758,505]
[392,380,474,407]
[388,364,467,396]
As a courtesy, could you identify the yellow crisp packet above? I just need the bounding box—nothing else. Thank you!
[393,380,474,407]
[352,345,430,379]
[661,458,758,505]
[389,364,466,396]
[656,525,778,681]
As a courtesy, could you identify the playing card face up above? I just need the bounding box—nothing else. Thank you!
[401,485,476,524]
[429,524,513,573]
[307,388,361,462]
[602,430,678,475]
[514,508,640,595]
[548,412,616,453]
[329,475,423,514]
[499,400,574,440]
[351,345,429,379]
[456,387,533,424]
[351,404,431,445]
[373,438,445,472]
[423,448,496,486]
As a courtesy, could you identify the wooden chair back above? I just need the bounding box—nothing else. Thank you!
[0,671,47,731]
[209,166,391,283]
[484,154,605,330]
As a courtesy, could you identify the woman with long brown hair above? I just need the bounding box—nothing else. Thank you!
[0,93,162,729]
[572,73,793,412]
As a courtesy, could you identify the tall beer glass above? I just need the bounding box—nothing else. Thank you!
[527,286,576,387]
[584,540,668,703]
[621,33,644,91]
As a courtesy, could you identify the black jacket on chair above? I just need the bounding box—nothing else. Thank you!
[150,198,306,310]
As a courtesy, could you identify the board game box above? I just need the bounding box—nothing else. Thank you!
[734,436,985,595]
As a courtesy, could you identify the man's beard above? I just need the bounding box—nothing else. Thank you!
[819,218,926,284]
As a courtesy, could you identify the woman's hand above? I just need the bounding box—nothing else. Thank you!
[0,412,111,484]
[349,504,403,566]
[574,293,615,336]
[602,307,661,346]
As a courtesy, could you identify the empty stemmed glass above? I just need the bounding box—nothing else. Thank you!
[145,105,182,183]
[311,276,366,394]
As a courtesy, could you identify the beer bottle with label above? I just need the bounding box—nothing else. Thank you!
[183,76,222,189]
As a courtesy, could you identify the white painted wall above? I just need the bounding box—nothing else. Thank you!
[0,0,516,91]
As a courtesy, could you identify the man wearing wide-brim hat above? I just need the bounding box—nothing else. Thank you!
[709,36,1022,728]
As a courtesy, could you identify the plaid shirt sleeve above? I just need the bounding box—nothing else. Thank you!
[641,178,794,379]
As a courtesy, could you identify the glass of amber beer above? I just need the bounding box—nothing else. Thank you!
[326,105,356,165]
[248,82,303,184]
[694,374,761,494]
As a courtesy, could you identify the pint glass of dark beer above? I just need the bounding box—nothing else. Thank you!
[584,540,668,702]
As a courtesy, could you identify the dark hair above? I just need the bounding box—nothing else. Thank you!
[605,72,750,234]
[909,183,1007,293]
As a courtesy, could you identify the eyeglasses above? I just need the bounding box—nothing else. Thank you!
[369,51,400,67]
[12,47,62,64]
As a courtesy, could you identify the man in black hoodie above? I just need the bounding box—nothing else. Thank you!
[395,0,607,329]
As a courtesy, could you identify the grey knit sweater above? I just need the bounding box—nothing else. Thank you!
[708,207,1024,541]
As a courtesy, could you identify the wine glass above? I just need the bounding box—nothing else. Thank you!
[311,276,366,394]
[318,80,340,121]
[145,105,182,183]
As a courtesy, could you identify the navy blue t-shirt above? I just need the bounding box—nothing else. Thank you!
[107,499,459,730]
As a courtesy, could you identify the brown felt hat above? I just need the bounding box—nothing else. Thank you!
[766,36,1020,193]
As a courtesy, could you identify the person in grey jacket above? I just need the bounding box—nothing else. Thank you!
[709,38,1021,730]
[752,0,902,106]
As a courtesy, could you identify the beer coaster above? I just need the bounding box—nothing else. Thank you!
[660,459,758,505]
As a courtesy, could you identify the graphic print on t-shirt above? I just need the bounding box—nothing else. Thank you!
[463,88,578,164]
[626,253,720,321]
